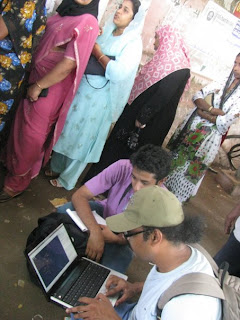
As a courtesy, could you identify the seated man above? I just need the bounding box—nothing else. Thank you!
[66,186,222,320]
[57,144,171,273]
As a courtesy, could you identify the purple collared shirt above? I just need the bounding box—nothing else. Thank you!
[85,160,134,218]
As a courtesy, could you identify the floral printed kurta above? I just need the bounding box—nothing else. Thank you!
[165,75,240,203]
[0,0,46,139]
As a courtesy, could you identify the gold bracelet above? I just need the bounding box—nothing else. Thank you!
[208,106,213,112]
[35,81,43,90]
[98,54,105,62]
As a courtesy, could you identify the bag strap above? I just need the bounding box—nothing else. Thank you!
[157,244,226,317]
[118,183,132,206]
[157,272,225,316]
[190,243,219,275]
[85,74,109,89]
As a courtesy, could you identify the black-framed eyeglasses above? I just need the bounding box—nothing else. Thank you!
[123,230,146,239]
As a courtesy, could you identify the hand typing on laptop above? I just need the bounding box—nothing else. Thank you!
[66,293,121,320]
[65,275,144,319]
[105,275,143,306]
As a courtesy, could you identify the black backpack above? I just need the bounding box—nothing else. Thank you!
[24,212,89,285]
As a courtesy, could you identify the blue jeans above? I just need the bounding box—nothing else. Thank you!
[114,302,136,320]
[70,302,136,320]
[214,231,240,277]
[57,200,104,216]
[57,201,133,273]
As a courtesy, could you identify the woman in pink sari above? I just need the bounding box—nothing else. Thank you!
[0,0,99,202]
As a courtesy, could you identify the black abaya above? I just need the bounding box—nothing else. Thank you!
[84,68,190,181]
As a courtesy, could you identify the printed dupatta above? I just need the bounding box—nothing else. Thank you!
[128,24,191,105]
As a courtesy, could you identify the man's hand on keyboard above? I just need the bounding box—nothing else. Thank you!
[105,275,143,306]
[66,293,121,320]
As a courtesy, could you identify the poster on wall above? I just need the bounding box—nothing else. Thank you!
[161,0,240,82]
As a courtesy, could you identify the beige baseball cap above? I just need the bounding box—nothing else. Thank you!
[106,186,184,233]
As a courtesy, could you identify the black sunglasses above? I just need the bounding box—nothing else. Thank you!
[123,229,147,239]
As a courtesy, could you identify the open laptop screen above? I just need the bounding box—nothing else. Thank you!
[28,224,77,292]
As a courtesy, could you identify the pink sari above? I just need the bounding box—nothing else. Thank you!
[5,13,99,193]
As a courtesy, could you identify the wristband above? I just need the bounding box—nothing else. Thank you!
[208,106,213,112]
[35,81,43,90]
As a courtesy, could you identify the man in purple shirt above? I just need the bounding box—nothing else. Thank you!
[57,144,171,272]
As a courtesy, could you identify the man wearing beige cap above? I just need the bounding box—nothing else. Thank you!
[66,186,222,320]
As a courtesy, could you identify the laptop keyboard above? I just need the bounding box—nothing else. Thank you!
[55,259,110,307]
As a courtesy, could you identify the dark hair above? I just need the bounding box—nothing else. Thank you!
[130,144,171,181]
[142,214,205,245]
[129,0,141,17]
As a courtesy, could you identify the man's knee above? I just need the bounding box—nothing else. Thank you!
[57,201,75,213]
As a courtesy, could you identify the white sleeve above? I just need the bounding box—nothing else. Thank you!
[216,103,240,135]
[161,294,222,320]
[105,39,142,83]
[192,81,220,102]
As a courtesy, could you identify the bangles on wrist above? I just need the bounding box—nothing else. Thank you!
[35,81,43,90]
[98,54,105,62]
[208,106,213,112]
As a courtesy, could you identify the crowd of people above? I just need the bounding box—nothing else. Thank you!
[1,1,240,319]
[1,0,239,204]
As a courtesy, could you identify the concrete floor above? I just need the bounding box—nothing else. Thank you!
[0,165,238,320]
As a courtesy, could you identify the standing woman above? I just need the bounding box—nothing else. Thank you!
[165,53,240,203]
[48,0,143,190]
[0,0,99,202]
[84,24,191,181]
[0,0,46,152]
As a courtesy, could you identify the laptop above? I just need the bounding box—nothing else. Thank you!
[26,223,127,309]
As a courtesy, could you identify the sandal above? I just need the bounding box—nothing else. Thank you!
[0,189,23,203]
[44,169,59,178]
[49,179,63,188]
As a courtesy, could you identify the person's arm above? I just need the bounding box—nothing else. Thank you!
[27,57,76,101]
[66,294,121,320]
[192,80,226,116]
[100,225,127,245]
[0,16,8,39]
[65,276,144,318]
[224,202,240,234]
[194,98,225,116]
[105,38,142,83]
[194,80,240,135]
[74,161,129,249]
[72,186,105,262]
[196,109,217,123]
[105,275,144,305]
[91,43,111,69]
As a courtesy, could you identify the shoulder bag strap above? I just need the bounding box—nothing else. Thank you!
[157,272,225,316]
[118,183,132,206]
